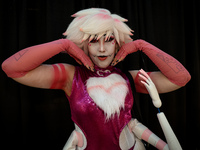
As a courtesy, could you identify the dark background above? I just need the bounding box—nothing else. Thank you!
[0,0,199,150]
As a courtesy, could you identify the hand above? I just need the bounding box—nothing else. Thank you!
[62,39,94,71]
[112,40,142,66]
[139,69,162,108]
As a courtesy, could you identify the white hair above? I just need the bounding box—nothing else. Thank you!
[63,8,133,54]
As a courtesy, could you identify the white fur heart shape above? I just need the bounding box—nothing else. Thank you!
[86,73,128,120]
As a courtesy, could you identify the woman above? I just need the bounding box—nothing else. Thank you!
[2,8,191,150]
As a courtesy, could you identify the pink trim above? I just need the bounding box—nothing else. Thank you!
[50,64,67,89]
[87,82,127,93]
[96,13,111,19]
[50,64,59,89]
[156,139,167,150]
[114,18,120,22]
[57,63,67,89]
[141,129,153,141]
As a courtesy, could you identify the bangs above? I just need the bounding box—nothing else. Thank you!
[82,30,114,43]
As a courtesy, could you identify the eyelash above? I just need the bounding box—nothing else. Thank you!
[105,37,114,42]
[90,39,98,43]
[89,37,115,43]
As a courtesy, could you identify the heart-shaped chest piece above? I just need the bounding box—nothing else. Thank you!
[86,73,128,120]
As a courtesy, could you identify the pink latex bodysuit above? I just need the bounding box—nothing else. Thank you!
[66,65,134,150]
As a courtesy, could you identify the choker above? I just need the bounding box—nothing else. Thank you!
[94,65,114,77]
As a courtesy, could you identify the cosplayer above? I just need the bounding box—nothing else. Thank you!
[2,8,191,150]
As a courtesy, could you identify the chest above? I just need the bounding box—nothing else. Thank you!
[86,73,129,120]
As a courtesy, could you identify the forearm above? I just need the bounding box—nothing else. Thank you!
[138,40,191,86]
[2,39,68,78]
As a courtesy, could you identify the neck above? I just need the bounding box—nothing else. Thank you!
[94,65,114,77]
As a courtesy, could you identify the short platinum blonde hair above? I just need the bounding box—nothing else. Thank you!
[63,8,133,54]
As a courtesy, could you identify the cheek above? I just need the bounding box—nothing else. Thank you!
[111,39,116,45]
[87,43,99,55]
[105,42,116,53]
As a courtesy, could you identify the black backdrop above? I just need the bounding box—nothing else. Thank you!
[0,0,199,150]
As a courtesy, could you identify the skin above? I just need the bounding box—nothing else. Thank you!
[11,35,181,147]
[13,36,181,97]
[87,36,116,68]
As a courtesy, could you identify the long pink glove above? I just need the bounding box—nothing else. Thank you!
[2,39,93,78]
[112,39,191,86]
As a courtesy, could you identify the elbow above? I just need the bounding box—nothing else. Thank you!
[172,71,191,87]
[1,60,9,75]
[1,60,12,78]
[182,71,191,86]
[1,59,25,78]
[185,72,191,85]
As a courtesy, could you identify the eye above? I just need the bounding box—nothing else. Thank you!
[105,37,114,42]
[90,39,98,43]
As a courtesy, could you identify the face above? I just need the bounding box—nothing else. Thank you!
[87,35,117,68]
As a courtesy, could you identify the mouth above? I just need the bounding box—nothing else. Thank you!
[97,56,108,61]
[96,53,113,61]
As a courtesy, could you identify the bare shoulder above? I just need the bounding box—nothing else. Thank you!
[62,63,76,81]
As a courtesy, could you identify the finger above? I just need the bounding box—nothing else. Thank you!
[85,65,92,71]
[141,80,149,88]
[111,59,118,66]
[111,57,120,66]
[111,57,117,66]
[68,53,83,65]
[139,69,150,79]
[75,59,82,65]
[82,58,94,71]
[112,48,127,66]
[89,65,95,72]
[138,73,148,83]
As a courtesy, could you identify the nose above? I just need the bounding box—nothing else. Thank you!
[99,40,105,52]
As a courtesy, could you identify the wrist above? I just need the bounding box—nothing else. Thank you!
[53,39,70,52]
[134,39,145,51]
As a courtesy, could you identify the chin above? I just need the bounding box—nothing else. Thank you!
[96,63,110,68]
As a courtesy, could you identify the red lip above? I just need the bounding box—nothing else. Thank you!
[98,56,108,61]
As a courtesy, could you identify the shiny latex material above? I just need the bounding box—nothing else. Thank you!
[66,65,134,150]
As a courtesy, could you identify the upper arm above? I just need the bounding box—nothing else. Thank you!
[129,70,181,93]
[13,63,75,95]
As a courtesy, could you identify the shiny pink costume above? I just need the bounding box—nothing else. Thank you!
[66,66,134,150]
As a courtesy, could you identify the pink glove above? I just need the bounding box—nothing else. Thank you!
[112,39,191,86]
[2,39,93,78]
[112,40,139,64]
